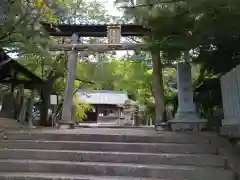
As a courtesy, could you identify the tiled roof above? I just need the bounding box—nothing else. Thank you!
[77,90,129,105]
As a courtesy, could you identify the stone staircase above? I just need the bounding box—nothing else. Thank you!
[0,130,237,180]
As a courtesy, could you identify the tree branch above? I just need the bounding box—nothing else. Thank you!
[75,77,95,84]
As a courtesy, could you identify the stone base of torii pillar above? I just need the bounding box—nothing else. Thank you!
[58,104,76,129]
[168,62,206,132]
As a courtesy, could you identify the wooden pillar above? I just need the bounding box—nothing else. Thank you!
[27,89,36,128]
[60,33,78,128]
[16,84,24,120]
[6,70,16,118]
[18,99,27,124]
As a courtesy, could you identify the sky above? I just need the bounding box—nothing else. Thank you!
[102,0,123,17]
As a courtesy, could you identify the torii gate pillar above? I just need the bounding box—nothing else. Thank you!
[59,33,78,129]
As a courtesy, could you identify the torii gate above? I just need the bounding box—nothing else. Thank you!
[42,22,206,131]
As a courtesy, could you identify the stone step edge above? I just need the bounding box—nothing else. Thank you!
[0,139,213,146]
[0,159,227,170]
[0,148,226,167]
[0,159,235,180]
[0,140,218,154]
[0,148,221,157]
[0,172,168,180]
[2,132,210,144]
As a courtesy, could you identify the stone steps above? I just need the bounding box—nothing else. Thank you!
[0,130,236,180]
[0,173,171,180]
[1,132,210,144]
[0,148,225,167]
[0,140,217,154]
[0,159,235,180]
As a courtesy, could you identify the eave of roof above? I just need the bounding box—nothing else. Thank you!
[0,49,44,86]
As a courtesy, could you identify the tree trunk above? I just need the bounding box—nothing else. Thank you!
[15,84,24,119]
[40,87,51,126]
[152,51,165,125]
[18,99,27,124]
[0,93,14,118]
[39,71,59,126]
[1,83,15,118]
[27,89,36,127]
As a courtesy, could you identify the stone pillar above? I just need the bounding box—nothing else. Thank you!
[235,66,240,119]
[221,66,240,136]
[169,62,206,131]
[227,69,240,124]
[60,33,78,129]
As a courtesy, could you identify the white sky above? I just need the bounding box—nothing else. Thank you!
[101,0,123,17]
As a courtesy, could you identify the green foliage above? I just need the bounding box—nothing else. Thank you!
[60,0,111,24]
[77,59,154,104]
[117,0,240,123]
[11,0,111,121]
[146,0,240,73]
[118,0,240,75]
[73,94,92,121]
[75,58,178,121]
[0,0,65,56]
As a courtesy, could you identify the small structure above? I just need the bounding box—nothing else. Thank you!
[77,90,129,124]
[0,49,44,127]
[122,99,139,126]
[0,49,43,87]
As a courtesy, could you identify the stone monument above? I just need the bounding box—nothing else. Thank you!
[169,62,206,131]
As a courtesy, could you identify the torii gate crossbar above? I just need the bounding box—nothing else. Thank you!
[49,43,149,52]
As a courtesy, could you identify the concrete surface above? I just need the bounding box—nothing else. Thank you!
[0,149,225,167]
[0,140,217,154]
[0,128,237,180]
[0,159,235,180]
[0,173,178,180]
[1,130,211,144]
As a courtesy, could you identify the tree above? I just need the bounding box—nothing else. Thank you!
[115,0,171,125]
[116,0,240,125]
[75,56,178,124]
[16,0,113,125]
[148,0,240,126]
[0,0,66,56]
[59,0,111,24]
